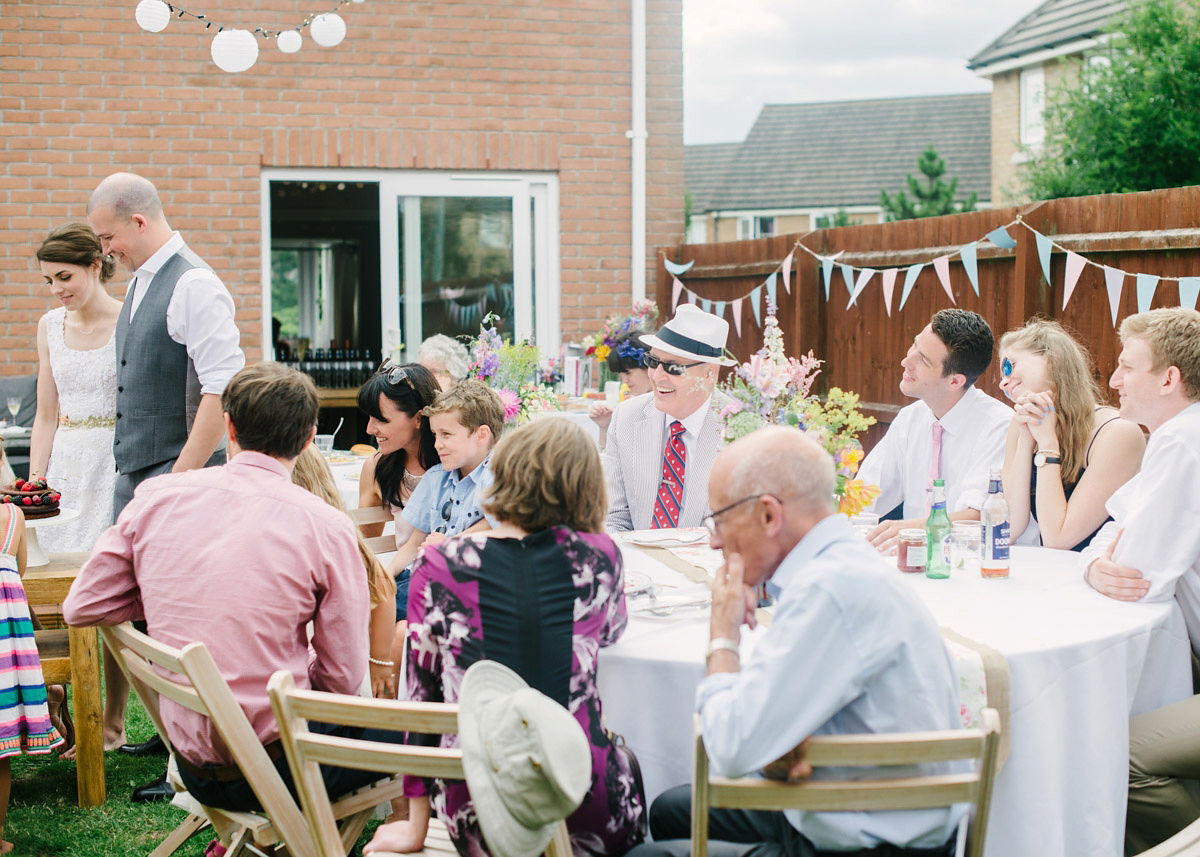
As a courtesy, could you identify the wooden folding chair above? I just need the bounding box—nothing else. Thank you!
[349,505,396,555]
[692,709,1002,857]
[101,623,405,857]
[267,670,572,857]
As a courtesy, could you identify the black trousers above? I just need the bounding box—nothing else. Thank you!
[178,721,406,813]
[625,785,954,857]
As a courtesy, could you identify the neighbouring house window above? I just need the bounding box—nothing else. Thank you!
[685,216,707,244]
[1020,65,1045,148]
[737,216,775,240]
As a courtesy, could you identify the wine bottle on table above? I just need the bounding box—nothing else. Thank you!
[926,479,951,579]
[982,468,1010,579]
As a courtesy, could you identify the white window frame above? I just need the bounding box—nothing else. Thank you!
[1019,65,1046,148]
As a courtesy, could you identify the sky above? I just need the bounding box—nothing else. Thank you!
[683,0,1046,145]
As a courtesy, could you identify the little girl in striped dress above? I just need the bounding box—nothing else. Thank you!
[0,503,64,852]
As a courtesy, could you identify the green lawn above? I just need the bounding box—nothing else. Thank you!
[11,689,379,856]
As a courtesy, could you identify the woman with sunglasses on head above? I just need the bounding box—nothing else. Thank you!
[589,332,653,450]
[999,319,1145,551]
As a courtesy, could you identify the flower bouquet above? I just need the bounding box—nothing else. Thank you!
[584,299,659,362]
[469,314,555,426]
[718,304,879,516]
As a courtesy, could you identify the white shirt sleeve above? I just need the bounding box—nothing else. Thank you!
[859,409,905,517]
[165,268,246,395]
[953,411,1009,513]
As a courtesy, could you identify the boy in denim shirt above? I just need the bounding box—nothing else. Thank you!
[389,379,505,618]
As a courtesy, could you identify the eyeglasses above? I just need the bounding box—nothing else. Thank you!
[1001,357,1013,377]
[702,493,767,537]
[645,354,705,376]
[377,357,411,387]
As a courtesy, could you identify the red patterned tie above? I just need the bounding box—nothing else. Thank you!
[652,420,687,529]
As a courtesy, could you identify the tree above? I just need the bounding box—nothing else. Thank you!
[815,209,854,228]
[1024,0,1200,199]
[880,147,978,220]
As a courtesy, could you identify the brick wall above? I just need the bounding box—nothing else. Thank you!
[0,0,684,370]
[989,57,1074,205]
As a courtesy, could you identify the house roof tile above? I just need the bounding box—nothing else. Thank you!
[968,0,1125,69]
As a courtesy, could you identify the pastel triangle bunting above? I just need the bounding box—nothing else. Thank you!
[881,268,898,317]
[1062,251,1086,310]
[782,250,794,294]
[766,272,778,309]
[751,288,762,327]
[840,263,855,298]
[1136,273,1159,314]
[821,256,835,301]
[671,277,683,311]
[848,268,876,308]
[1034,231,1053,286]
[899,263,923,311]
[1103,266,1124,327]
[932,256,955,305]
[1180,277,1200,311]
[700,298,712,314]
[732,297,744,337]
[985,226,1017,249]
[714,300,726,320]
[960,242,979,296]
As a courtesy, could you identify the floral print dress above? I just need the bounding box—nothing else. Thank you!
[403,527,646,857]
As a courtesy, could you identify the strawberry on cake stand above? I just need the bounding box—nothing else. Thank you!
[0,478,79,567]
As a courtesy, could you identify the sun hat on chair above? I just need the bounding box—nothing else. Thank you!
[640,304,736,366]
[458,660,591,857]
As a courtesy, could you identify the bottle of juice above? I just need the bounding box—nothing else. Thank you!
[926,479,951,579]
[982,468,1011,579]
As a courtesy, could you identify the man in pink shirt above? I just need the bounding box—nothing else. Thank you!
[65,362,390,811]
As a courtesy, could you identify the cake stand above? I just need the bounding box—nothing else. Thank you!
[24,507,80,567]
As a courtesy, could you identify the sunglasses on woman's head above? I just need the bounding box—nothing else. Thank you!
[377,358,411,387]
[1001,357,1013,377]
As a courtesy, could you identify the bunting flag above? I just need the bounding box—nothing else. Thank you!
[848,268,876,308]
[750,287,762,327]
[671,277,683,311]
[782,249,794,295]
[899,263,924,311]
[766,272,778,308]
[1062,252,1087,310]
[1136,273,1159,314]
[881,268,898,316]
[699,298,712,314]
[932,256,955,305]
[663,258,694,276]
[687,291,698,306]
[986,226,1017,249]
[840,263,855,298]
[1104,266,1125,327]
[1180,277,1200,311]
[732,297,744,337]
[821,256,836,300]
[960,242,979,296]
[1035,232,1053,286]
[714,300,726,320]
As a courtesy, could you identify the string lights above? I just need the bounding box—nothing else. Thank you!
[132,0,363,73]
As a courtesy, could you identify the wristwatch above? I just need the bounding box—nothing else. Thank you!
[1033,450,1062,468]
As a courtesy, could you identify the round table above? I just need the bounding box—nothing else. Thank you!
[24,507,81,567]
[597,542,1193,857]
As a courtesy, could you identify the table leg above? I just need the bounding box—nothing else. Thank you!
[69,626,105,806]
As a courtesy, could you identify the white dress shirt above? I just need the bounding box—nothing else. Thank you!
[1082,402,1200,653]
[696,515,966,851]
[128,232,245,395]
[662,394,712,470]
[859,386,1012,519]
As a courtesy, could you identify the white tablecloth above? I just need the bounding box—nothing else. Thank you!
[327,456,366,510]
[596,542,1192,857]
[536,408,601,444]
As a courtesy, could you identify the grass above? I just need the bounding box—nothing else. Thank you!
[11,685,381,856]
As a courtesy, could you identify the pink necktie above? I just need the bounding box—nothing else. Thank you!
[927,421,944,506]
[652,421,687,529]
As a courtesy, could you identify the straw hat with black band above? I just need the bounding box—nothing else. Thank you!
[640,304,736,367]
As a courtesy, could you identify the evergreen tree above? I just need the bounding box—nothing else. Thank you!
[1023,0,1200,199]
[880,146,978,221]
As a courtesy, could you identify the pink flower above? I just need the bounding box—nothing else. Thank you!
[719,400,744,418]
[497,388,521,421]
[747,354,786,398]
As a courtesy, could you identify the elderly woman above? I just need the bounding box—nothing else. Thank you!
[999,319,1145,551]
[364,418,645,857]
[417,334,470,391]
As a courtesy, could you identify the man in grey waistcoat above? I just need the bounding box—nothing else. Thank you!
[87,172,245,798]
[88,172,245,517]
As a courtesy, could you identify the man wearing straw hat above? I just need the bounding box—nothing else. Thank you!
[605,304,734,531]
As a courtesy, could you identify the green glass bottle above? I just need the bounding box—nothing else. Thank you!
[926,478,951,579]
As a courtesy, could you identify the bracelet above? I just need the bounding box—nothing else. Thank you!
[368,656,395,667]
[705,637,740,660]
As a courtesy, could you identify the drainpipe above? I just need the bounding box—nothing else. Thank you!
[628,0,647,302]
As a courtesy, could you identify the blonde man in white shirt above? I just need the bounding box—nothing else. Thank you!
[860,309,1013,553]
[1078,307,1200,854]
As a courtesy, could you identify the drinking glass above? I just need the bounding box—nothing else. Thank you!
[951,528,982,575]
[313,434,335,454]
[849,512,880,540]
[6,397,19,421]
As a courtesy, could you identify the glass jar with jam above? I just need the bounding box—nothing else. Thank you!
[897,528,927,573]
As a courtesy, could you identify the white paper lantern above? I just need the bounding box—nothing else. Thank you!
[134,0,171,33]
[211,29,260,73]
[277,30,303,54]
[310,13,347,48]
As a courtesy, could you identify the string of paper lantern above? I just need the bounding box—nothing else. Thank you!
[134,0,362,73]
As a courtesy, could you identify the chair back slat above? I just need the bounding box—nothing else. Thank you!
[118,652,207,714]
[693,709,1002,857]
[363,535,396,555]
[299,735,466,781]
[284,688,459,734]
[348,506,393,527]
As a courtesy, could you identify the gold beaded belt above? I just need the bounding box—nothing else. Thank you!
[58,415,116,430]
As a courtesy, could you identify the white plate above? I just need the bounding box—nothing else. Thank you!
[624,569,653,596]
[626,529,708,548]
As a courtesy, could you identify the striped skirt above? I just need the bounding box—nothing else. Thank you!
[0,566,64,757]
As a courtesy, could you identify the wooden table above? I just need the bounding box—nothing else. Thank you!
[25,551,105,807]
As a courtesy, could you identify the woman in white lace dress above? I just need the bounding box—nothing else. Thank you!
[29,223,120,552]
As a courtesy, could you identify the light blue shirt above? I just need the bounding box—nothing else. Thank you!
[401,456,493,536]
[697,514,967,851]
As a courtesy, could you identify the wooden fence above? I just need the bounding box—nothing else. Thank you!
[655,185,1200,449]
